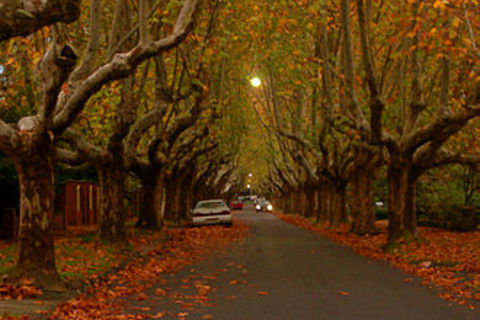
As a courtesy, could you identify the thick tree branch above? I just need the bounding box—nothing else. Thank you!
[61,128,103,161]
[293,151,320,184]
[53,0,202,134]
[406,105,480,153]
[355,0,384,143]
[341,0,369,132]
[125,109,160,155]
[0,120,19,153]
[38,36,77,127]
[69,0,102,82]
[0,0,81,41]
[56,147,83,164]
[420,150,480,171]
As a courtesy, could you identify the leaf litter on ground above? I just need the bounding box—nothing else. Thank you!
[48,222,248,319]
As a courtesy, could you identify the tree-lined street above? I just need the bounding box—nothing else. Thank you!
[0,0,479,318]
[57,206,480,319]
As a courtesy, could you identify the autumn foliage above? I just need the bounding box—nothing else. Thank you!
[275,212,480,309]
[48,223,247,319]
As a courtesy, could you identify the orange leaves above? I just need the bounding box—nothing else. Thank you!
[257,291,269,296]
[338,290,349,296]
[50,223,248,319]
[136,292,148,301]
[0,280,42,300]
[433,0,447,10]
[155,288,167,296]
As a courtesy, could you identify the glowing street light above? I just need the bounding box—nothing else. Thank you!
[250,77,261,87]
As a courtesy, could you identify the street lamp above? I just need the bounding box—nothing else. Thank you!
[250,77,261,87]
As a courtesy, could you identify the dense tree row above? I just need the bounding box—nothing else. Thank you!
[0,0,478,290]
[248,0,479,246]
[0,0,247,290]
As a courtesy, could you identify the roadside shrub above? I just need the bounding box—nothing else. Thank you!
[419,205,479,232]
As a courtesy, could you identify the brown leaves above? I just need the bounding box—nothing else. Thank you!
[0,280,42,300]
[50,223,248,319]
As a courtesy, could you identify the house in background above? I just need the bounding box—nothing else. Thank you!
[1,180,142,239]
[55,181,100,229]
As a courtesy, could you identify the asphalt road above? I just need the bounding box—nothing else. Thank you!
[127,204,479,320]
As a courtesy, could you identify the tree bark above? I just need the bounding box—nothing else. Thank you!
[0,0,81,41]
[13,134,64,290]
[164,177,178,222]
[136,169,164,228]
[97,161,127,241]
[351,148,378,234]
[304,187,316,218]
[330,183,347,226]
[387,155,419,244]
[317,184,329,221]
[178,175,193,222]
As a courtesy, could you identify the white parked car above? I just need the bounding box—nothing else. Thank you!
[191,199,232,226]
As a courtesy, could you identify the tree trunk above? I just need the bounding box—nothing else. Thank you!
[387,157,419,244]
[404,174,419,236]
[304,187,316,218]
[136,170,164,228]
[317,184,329,221]
[173,174,183,223]
[13,136,64,290]
[324,184,334,222]
[300,188,308,216]
[330,183,347,226]
[97,162,127,241]
[176,176,188,223]
[164,177,178,222]
[295,189,303,214]
[183,179,194,221]
[351,165,377,235]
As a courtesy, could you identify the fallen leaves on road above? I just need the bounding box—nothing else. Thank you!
[275,212,479,309]
[257,291,269,296]
[338,290,349,296]
[49,223,247,319]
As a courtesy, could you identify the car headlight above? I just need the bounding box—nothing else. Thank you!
[256,205,261,210]
[267,204,273,211]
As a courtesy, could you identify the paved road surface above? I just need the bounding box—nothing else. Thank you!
[127,204,479,319]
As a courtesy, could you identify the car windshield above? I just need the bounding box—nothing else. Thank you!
[195,201,225,209]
